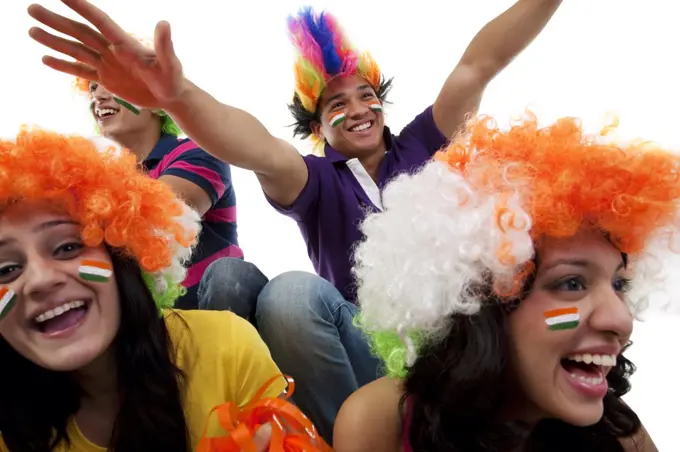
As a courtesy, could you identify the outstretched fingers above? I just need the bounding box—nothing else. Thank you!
[29,27,101,67]
[27,4,109,53]
[60,0,135,47]
[153,21,179,72]
[42,56,99,82]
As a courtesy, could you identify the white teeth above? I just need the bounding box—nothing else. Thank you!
[95,108,117,118]
[350,121,371,132]
[565,353,617,367]
[569,373,604,385]
[35,300,85,323]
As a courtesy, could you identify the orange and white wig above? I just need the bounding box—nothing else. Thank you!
[353,113,680,377]
[0,128,200,308]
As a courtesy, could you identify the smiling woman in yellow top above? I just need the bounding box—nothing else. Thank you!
[0,129,286,451]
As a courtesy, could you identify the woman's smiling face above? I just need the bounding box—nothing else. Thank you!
[506,229,634,427]
[0,202,120,371]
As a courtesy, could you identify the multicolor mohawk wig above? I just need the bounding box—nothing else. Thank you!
[73,35,183,137]
[288,7,382,114]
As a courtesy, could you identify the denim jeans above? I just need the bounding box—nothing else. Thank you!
[197,258,382,443]
[197,257,269,324]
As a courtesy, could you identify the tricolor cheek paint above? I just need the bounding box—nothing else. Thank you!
[368,100,383,113]
[0,287,17,321]
[78,260,113,283]
[544,307,580,331]
[329,111,346,128]
[114,97,141,115]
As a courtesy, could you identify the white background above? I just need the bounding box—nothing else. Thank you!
[3,0,678,449]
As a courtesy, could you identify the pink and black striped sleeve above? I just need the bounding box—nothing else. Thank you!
[159,142,231,207]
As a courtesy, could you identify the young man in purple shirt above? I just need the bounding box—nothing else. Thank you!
[82,79,268,313]
[29,0,562,441]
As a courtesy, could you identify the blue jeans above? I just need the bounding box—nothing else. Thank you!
[198,259,382,443]
[197,257,268,323]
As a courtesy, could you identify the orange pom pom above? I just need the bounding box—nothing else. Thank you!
[197,376,332,452]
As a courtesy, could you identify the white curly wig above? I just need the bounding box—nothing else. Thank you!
[353,113,680,377]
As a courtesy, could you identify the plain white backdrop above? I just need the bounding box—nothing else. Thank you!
[2,0,678,448]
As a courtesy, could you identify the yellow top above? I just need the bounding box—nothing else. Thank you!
[0,309,286,451]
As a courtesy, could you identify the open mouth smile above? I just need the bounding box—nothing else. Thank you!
[349,121,373,133]
[32,299,91,337]
[560,352,616,397]
[94,105,120,121]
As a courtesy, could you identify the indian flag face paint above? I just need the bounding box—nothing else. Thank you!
[0,287,17,321]
[79,260,113,283]
[544,307,580,331]
[368,101,383,113]
[329,111,346,128]
[114,97,141,115]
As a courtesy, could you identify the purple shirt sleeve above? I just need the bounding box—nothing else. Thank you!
[161,149,231,207]
[395,105,449,156]
[265,155,324,222]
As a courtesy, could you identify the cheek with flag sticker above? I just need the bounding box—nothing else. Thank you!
[544,307,580,331]
[114,97,141,115]
[0,287,17,321]
[79,260,113,283]
[368,101,383,113]
[329,111,346,128]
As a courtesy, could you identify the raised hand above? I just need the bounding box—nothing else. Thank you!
[27,0,185,109]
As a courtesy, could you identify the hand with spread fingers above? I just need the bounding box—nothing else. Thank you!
[27,0,185,109]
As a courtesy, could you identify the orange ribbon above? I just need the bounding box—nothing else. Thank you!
[196,375,333,452]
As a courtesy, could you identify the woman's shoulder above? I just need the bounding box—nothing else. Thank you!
[334,376,406,452]
[163,309,266,369]
[164,309,255,342]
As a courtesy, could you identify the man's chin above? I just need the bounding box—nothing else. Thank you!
[349,134,383,151]
[98,125,120,139]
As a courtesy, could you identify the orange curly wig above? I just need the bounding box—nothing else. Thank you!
[435,113,680,256]
[0,128,200,306]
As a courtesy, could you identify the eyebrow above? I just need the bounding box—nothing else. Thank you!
[322,84,373,108]
[542,258,625,272]
[34,220,78,233]
[0,219,79,248]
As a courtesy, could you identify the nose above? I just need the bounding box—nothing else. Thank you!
[346,97,370,118]
[92,84,112,102]
[22,257,68,301]
[587,284,634,340]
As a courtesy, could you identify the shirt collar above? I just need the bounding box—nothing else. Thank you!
[144,134,181,163]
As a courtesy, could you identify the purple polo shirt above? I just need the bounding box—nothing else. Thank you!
[268,106,448,302]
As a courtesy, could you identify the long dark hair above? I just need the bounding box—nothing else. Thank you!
[0,252,190,451]
[404,274,641,451]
